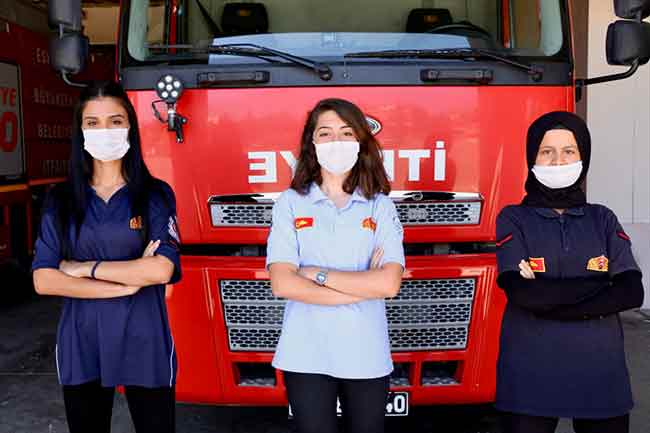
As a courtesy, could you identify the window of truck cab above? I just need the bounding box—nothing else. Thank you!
[122,0,568,65]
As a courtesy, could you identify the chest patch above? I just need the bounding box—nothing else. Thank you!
[294,217,314,230]
[129,216,143,230]
[587,255,609,272]
[362,217,377,232]
[528,257,546,273]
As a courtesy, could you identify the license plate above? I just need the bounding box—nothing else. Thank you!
[385,391,409,416]
[288,391,409,417]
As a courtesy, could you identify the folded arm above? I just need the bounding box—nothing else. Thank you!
[300,261,403,300]
[269,263,364,305]
[538,270,644,320]
[497,271,611,313]
[33,268,139,298]
[59,240,174,287]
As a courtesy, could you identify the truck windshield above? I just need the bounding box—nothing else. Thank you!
[124,0,567,65]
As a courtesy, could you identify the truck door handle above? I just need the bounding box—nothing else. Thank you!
[198,71,270,86]
[420,69,493,84]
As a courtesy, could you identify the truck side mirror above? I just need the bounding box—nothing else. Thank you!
[49,33,89,75]
[607,20,650,66]
[48,0,87,86]
[576,0,650,95]
[48,0,82,32]
[614,0,650,19]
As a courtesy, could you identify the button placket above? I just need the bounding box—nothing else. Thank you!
[330,202,338,235]
[558,216,570,253]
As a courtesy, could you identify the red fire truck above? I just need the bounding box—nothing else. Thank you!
[46,0,650,414]
[0,5,112,301]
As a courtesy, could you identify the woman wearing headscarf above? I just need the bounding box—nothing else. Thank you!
[495,111,644,433]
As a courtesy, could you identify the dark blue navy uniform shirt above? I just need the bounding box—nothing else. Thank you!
[32,182,181,387]
[495,204,639,418]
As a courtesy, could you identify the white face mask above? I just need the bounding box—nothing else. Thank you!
[83,128,130,162]
[314,140,360,175]
[532,160,583,189]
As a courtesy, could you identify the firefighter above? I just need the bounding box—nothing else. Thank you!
[495,111,644,433]
[32,81,181,433]
[266,98,404,433]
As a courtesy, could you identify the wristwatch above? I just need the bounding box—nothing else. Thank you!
[315,269,329,286]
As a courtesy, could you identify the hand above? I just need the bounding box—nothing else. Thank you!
[143,240,161,257]
[519,259,535,279]
[59,260,91,278]
[298,266,319,281]
[120,285,142,296]
[370,247,384,269]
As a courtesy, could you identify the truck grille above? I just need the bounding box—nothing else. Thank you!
[395,202,480,225]
[209,192,482,227]
[211,204,274,227]
[220,278,475,352]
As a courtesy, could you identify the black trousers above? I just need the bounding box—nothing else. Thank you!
[283,371,389,433]
[62,380,175,433]
[501,412,629,433]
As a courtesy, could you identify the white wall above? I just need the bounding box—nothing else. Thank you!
[587,3,650,307]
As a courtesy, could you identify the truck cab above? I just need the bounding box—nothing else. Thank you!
[47,0,650,411]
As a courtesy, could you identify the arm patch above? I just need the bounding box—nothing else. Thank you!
[617,231,631,241]
[496,233,513,247]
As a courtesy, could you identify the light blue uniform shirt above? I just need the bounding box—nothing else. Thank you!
[266,182,405,379]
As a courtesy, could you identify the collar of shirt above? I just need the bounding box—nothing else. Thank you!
[307,182,369,206]
[85,182,129,194]
[85,183,129,207]
[533,206,585,219]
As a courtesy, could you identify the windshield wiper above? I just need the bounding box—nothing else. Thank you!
[148,43,333,81]
[344,48,543,80]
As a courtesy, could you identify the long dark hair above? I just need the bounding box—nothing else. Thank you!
[47,81,159,258]
[291,98,390,198]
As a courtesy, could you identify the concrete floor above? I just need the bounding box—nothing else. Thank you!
[1,297,649,433]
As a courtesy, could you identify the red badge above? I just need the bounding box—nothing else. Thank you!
[362,217,377,232]
[294,217,314,230]
[617,231,631,241]
[587,255,609,272]
[129,216,143,230]
[528,257,546,273]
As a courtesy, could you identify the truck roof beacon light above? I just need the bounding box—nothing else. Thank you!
[152,75,187,143]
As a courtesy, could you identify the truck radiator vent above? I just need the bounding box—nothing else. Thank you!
[220,278,475,352]
[421,361,459,386]
[397,278,475,301]
[209,193,482,227]
[211,203,273,227]
[385,302,471,325]
[395,202,481,226]
[222,279,281,303]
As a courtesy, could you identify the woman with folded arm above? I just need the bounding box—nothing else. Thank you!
[495,111,644,433]
[266,98,405,433]
[32,81,181,433]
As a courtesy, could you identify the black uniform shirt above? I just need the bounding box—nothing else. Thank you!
[32,182,181,387]
[495,204,639,418]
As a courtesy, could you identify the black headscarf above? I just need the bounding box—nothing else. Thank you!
[522,111,591,208]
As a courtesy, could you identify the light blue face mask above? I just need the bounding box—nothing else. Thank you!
[532,160,583,189]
